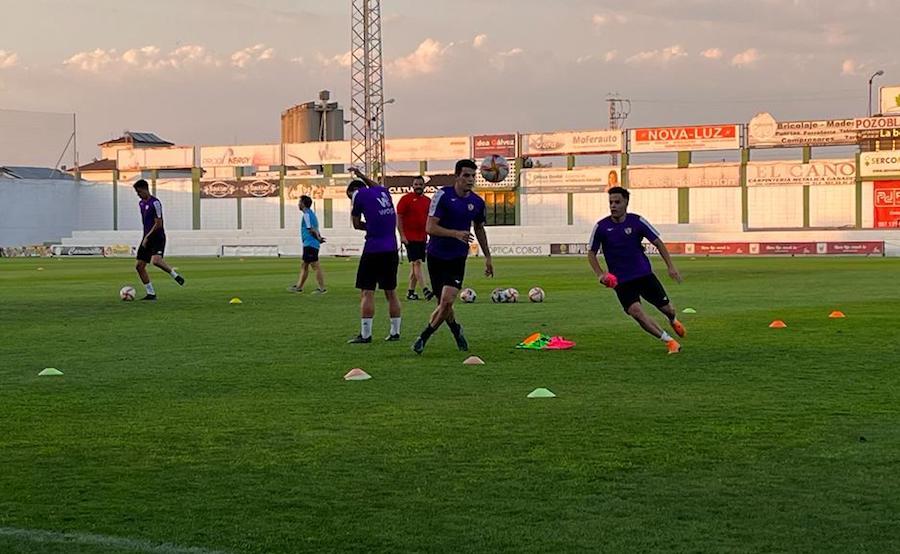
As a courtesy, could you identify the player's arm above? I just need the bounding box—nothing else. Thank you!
[351,215,367,231]
[425,216,470,243]
[473,221,493,277]
[349,167,379,187]
[587,225,616,287]
[395,201,408,245]
[650,237,682,283]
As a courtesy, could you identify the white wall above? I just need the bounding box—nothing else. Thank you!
[155,179,193,231]
[520,193,567,226]
[78,181,114,231]
[572,192,608,229]
[747,186,804,228]
[690,187,742,225]
[0,179,79,246]
[809,185,855,227]
[629,188,679,224]
[200,198,238,230]
[116,181,143,231]
[242,196,281,230]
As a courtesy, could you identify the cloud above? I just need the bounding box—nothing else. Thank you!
[473,34,488,49]
[230,44,275,68]
[318,50,352,68]
[700,48,723,60]
[730,48,761,66]
[389,38,452,77]
[626,45,687,64]
[577,50,618,64]
[592,12,627,26]
[841,58,860,76]
[64,45,221,73]
[823,23,852,46]
[0,50,19,69]
[490,47,524,70]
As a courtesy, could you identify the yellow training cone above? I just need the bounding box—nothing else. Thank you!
[229,297,243,304]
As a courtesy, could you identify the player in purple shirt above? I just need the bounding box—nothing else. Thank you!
[345,167,402,343]
[133,179,184,301]
[412,159,494,355]
[587,186,685,354]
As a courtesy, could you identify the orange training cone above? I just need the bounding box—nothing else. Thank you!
[769,320,787,328]
[829,311,846,319]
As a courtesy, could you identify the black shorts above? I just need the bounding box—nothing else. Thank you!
[614,274,671,311]
[406,241,427,263]
[356,250,399,291]
[136,234,166,263]
[427,256,467,297]
[302,246,320,263]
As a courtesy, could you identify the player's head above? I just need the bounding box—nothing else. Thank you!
[299,195,312,211]
[346,179,366,200]
[454,159,477,193]
[133,179,150,199]
[412,175,426,195]
[607,186,629,218]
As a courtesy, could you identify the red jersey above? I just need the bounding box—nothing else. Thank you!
[396,192,431,242]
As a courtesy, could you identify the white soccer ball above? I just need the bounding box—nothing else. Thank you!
[480,154,510,183]
[491,287,508,304]
[120,286,136,301]
[505,287,519,303]
[528,287,545,303]
[459,287,477,303]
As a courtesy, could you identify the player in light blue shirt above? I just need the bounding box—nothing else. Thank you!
[289,195,327,293]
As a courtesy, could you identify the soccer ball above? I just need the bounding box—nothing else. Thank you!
[528,287,545,303]
[459,288,477,303]
[491,287,508,304]
[480,154,510,183]
[120,286,136,301]
[505,287,519,303]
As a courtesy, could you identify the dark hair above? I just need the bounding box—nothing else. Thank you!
[607,186,630,201]
[133,179,150,191]
[412,175,426,183]
[454,159,477,176]
[346,179,366,199]
[299,195,312,208]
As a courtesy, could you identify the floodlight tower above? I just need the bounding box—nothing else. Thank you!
[606,93,631,166]
[350,0,387,180]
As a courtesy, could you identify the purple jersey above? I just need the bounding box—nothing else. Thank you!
[426,186,486,260]
[351,185,398,254]
[139,196,165,237]
[588,213,660,283]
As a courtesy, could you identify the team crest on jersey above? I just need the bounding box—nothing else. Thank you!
[467,203,474,211]
[625,227,632,235]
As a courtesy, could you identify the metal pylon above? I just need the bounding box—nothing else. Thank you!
[350,0,386,180]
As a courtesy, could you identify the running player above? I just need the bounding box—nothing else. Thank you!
[412,159,494,355]
[133,179,184,300]
[587,186,685,354]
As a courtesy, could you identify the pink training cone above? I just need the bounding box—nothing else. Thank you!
[545,336,576,350]
[344,368,372,381]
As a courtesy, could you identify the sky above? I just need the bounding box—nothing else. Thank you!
[1,0,899,166]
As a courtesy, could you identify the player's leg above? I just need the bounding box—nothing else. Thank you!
[381,251,401,340]
[643,274,686,338]
[414,259,429,298]
[406,260,418,300]
[617,278,680,353]
[297,261,310,290]
[349,254,377,343]
[413,257,447,353]
[135,258,156,300]
[313,261,326,292]
[149,235,183,286]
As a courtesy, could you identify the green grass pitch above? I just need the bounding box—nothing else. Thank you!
[1,255,899,553]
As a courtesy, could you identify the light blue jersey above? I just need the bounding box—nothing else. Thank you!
[301,209,321,249]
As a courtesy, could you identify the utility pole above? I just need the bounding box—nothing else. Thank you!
[606,93,631,166]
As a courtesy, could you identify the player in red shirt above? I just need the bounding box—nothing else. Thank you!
[395,176,434,300]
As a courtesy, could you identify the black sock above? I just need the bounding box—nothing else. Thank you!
[420,324,438,342]
[447,320,461,337]
[408,289,415,295]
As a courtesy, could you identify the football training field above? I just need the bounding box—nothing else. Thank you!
[2,256,899,553]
